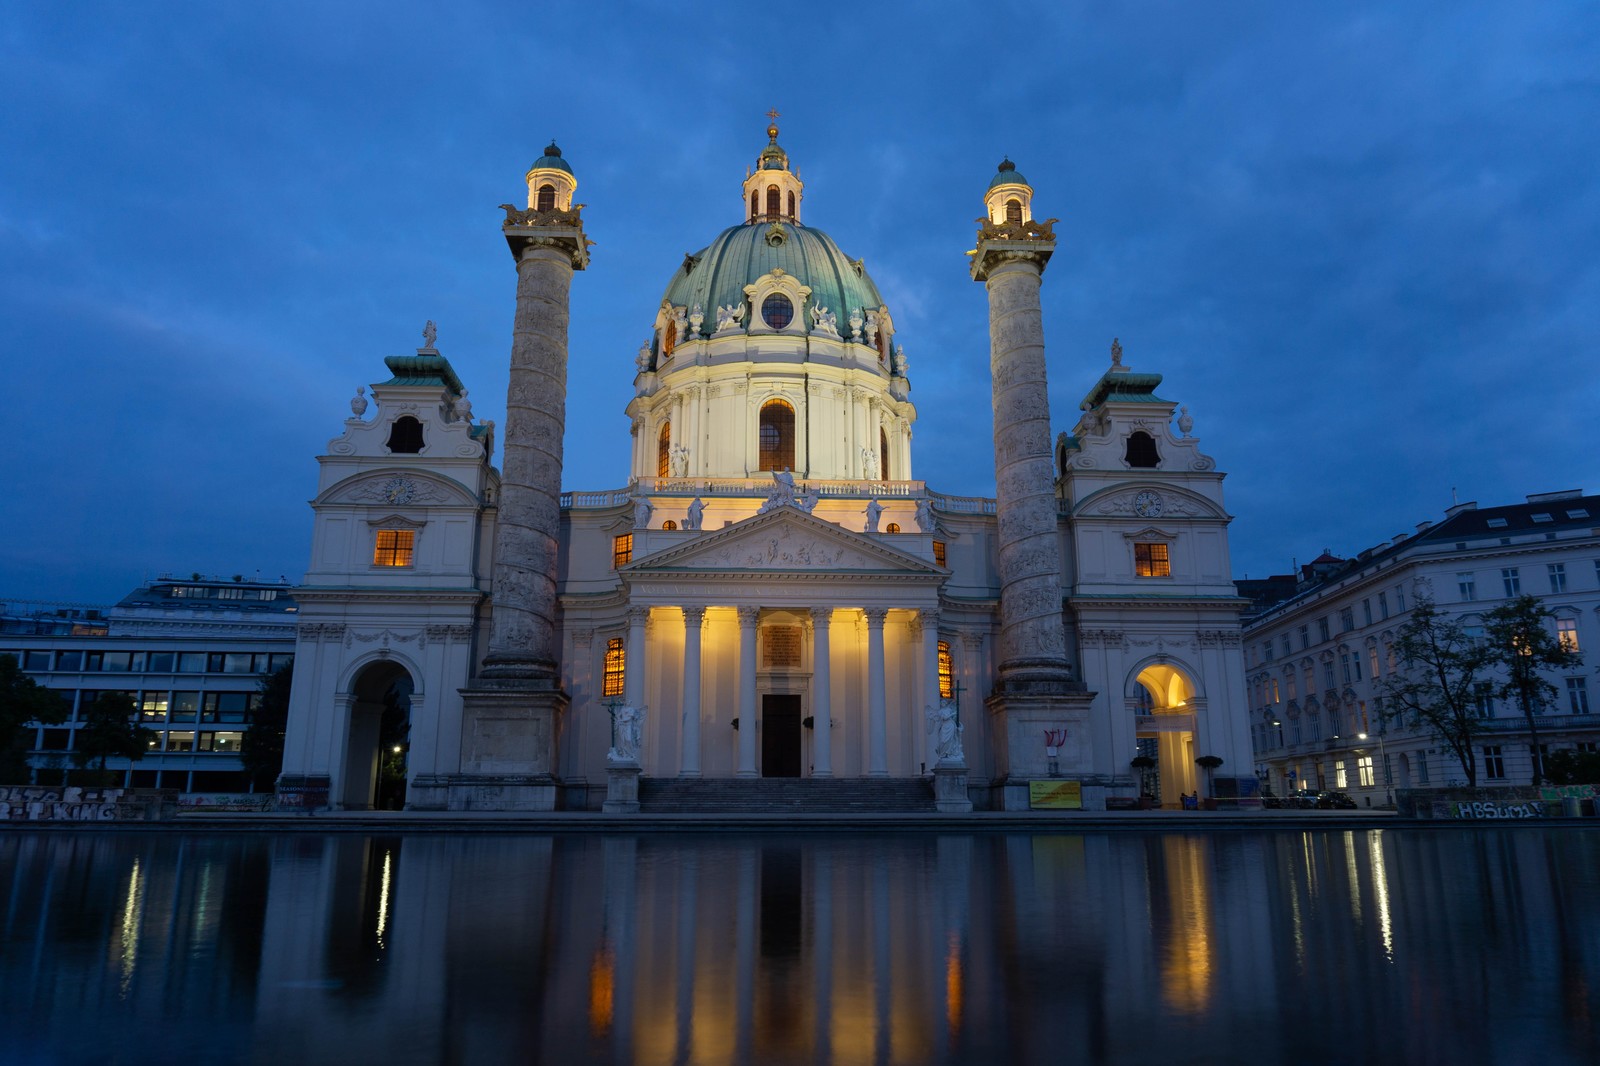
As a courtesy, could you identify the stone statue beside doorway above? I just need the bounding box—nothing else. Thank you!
[608,704,645,765]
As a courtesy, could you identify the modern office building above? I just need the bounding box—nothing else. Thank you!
[2,577,296,791]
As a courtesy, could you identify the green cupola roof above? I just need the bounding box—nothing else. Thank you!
[530,141,573,175]
[987,157,1027,189]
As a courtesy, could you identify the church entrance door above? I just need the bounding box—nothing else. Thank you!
[761,694,801,777]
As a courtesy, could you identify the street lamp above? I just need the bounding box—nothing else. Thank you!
[1358,731,1391,806]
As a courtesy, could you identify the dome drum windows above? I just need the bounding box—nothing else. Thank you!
[743,270,812,336]
[758,399,795,472]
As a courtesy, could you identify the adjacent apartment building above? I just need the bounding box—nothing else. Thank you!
[1241,490,1600,804]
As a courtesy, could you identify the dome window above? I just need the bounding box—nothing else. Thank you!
[766,185,781,218]
[1125,431,1161,468]
[761,293,794,330]
[1005,198,1022,223]
[758,400,795,471]
[387,416,424,454]
[536,183,556,212]
[657,422,671,477]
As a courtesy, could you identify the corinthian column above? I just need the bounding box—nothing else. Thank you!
[970,204,1071,690]
[481,223,589,679]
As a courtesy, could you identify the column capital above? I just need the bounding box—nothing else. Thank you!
[506,219,591,270]
[737,605,760,628]
[863,607,889,628]
[682,605,707,627]
[627,605,651,626]
[808,605,833,627]
[969,240,1054,282]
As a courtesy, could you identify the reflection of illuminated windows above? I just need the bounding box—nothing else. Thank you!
[602,639,625,697]
[938,641,953,700]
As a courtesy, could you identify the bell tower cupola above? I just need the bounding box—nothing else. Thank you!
[742,112,804,225]
[983,157,1033,226]
[525,141,578,213]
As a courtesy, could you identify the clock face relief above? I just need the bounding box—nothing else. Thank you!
[1134,490,1163,518]
[383,477,416,505]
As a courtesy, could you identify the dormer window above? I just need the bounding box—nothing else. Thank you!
[536,183,555,212]
[1125,431,1160,468]
[1005,198,1022,223]
[387,416,424,454]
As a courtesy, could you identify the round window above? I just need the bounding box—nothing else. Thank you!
[761,293,794,329]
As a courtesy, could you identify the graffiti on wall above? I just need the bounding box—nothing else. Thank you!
[0,786,119,822]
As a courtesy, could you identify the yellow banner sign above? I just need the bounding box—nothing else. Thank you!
[1029,780,1082,809]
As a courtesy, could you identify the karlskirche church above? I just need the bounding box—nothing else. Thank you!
[278,122,1254,812]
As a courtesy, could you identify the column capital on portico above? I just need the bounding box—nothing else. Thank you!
[627,605,651,626]
[808,605,834,626]
[863,606,889,628]
[681,605,707,627]
[737,605,760,628]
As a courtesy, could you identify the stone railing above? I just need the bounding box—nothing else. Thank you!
[560,480,998,514]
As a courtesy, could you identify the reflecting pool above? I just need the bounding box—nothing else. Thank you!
[3,829,1599,1064]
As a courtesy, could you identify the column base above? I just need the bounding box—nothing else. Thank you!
[603,763,642,813]
[987,687,1098,781]
[933,763,973,813]
[410,773,559,812]
[457,678,567,777]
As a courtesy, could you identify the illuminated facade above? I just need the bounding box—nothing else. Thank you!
[279,127,1255,810]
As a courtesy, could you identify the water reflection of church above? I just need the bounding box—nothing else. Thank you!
[278,123,1254,811]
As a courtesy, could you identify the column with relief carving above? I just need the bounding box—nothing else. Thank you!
[446,150,590,812]
[969,160,1097,808]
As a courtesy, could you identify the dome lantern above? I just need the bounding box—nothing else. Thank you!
[525,141,578,213]
[983,157,1033,226]
[742,112,803,225]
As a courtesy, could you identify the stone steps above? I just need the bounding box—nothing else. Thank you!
[638,777,936,813]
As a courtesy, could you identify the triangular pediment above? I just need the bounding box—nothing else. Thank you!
[624,506,945,576]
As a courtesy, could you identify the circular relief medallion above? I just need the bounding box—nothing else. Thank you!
[382,477,416,505]
[1133,490,1163,518]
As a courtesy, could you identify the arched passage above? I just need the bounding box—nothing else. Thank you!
[344,660,413,810]
[1132,662,1199,807]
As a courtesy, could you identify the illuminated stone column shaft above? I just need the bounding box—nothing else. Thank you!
[737,607,759,776]
[866,608,888,776]
[810,607,832,778]
[976,253,1071,683]
[624,607,648,708]
[921,609,942,768]
[680,606,704,777]
[484,241,580,676]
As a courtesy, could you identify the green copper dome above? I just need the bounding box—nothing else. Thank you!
[987,157,1027,190]
[661,222,886,337]
[529,141,573,175]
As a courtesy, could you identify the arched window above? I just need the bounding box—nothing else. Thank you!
[879,428,890,480]
[1005,198,1022,223]
[662,520,678,531]
[875,325,888,363]
[537,183,556,212]
[750,190,759,221]
[662,320,676,358]
[758,399,795,471]
[766,185,780,218]
[1125,431,1160,468]
[602,638,625,697]
[657,422,671,478]
[937,640,953,699]
[787,190,795,218]
[885,522,901,534]
[387,416,424,454]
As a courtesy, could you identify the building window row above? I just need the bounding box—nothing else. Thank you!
[6,650,292,675]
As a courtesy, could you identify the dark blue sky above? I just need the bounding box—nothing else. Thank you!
[3,2,1596,605]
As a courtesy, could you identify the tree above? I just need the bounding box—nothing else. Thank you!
[73,692,156,781]
[1544,748,1600,787]
[242,661,293,792]
[1483,594,1583,786]
[0,654,69,783]
[1381,598,1491,787]
[1195,754,1224,798]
